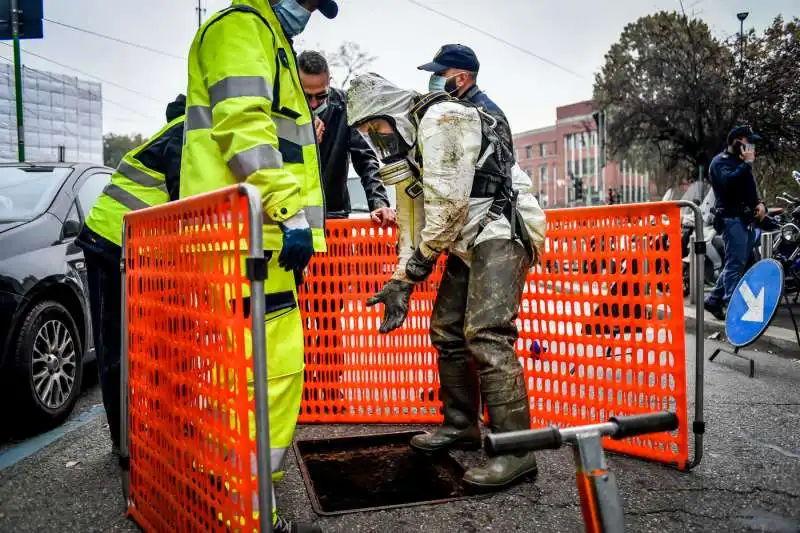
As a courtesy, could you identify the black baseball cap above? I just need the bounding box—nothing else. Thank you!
[318,0,338,19]
[417,44,480,73]
[727,125,762,145]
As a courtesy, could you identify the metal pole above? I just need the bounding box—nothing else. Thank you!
[10,0,24,162]
[677,200,705,470]
[737,12,749,88]
[739,19,744,67]
[120,220,130,502]
[574,432,626,533]
[760,231,774,260]
[689,233,697,305]
[196,0,205,28]
[243,184,273,533]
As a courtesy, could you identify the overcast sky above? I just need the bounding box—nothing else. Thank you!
[9,0,795,137]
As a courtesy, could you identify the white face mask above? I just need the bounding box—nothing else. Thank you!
[312,100,329,116]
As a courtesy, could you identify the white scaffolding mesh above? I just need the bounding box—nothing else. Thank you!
[0,62,103,164]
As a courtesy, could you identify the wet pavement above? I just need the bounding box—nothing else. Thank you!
[1,336,799,533]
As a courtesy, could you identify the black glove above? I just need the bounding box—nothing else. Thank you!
[365,279,415,334]
[405,247,438,283]
[278,210,314,272]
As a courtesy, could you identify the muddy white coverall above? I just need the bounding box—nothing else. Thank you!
[347,73,547,490]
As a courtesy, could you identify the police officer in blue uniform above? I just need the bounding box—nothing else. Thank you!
[704,125,766,320]
[418,44,515,171]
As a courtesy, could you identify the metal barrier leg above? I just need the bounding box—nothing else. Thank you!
[119,221,130,505]
[688,234,697,305]
[574,432,626,533]
[244,185,273,533]
[677,200,706,470]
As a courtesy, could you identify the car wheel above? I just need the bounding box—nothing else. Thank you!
[11,300,84,429]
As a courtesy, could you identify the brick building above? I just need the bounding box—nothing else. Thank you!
[513,100,657,207]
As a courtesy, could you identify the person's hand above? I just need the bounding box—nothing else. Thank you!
[755,202,766,220]
[278,209,314,272]
[314,116,325,144]
[742,144,756,164]
[365,279,414,334]
[370,207,396,228]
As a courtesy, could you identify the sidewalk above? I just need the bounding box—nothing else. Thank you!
[683,297,800,356]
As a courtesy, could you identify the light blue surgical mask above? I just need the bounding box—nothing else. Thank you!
[273,0,312,38]
[428,73,460,94]
[428,74,447,93]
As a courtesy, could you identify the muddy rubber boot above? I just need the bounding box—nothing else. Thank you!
[463,378,538,490]
[410,358,481,453]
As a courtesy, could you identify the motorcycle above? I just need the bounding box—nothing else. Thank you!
[769,170,800,302]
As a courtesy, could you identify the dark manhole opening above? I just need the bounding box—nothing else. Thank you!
[294,430,473,516]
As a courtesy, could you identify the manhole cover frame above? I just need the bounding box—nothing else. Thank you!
[293,429,478,516]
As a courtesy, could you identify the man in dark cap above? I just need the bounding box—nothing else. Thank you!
[418,43,505,117]
[419,43,514,178]
[704,125,765,320]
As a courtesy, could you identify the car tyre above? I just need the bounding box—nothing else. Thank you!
[11,300,84,430]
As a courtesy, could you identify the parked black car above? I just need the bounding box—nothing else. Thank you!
[0,162,114,429]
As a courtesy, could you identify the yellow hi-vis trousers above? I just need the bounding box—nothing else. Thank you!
[197,250,304,529]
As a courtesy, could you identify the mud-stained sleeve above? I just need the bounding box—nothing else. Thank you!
[416,102,483,256]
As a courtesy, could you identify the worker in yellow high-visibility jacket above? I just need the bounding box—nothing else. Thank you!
[179,1,337,532]
[76,94,185,456]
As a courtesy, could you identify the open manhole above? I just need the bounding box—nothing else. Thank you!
[294,430,474,516]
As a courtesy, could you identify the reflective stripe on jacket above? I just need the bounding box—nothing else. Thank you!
[179,0,327,253]
[85,114,185,247]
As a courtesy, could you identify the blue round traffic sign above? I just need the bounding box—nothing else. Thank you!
[725,258,784,347]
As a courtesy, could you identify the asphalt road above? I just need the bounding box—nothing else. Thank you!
[1,336,799,533]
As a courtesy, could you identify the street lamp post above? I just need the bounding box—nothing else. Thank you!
[737,12,749,77]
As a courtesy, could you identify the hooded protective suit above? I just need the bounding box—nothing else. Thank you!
[347,73,546,490]
[347,73,545,276]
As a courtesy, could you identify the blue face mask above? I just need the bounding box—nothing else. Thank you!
[273,0,312,38]
[428,73,458,94]
[428,74,447,93]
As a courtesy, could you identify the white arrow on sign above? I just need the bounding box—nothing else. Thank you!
[739,281,765,322]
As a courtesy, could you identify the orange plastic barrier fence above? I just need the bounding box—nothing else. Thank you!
[122,185,270,532]
[298,203,690,469]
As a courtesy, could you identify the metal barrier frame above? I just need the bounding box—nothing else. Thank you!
[120,184,274,532]
[676,200,705,470]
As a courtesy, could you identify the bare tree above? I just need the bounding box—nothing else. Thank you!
[325,41,377,89]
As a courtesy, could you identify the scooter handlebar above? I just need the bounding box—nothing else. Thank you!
[484,412,679,456]
[609,412,679,439]
[484,427,562,457]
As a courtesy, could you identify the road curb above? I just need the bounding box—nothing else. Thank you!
[683,305,800,357]
[0,404,104,472]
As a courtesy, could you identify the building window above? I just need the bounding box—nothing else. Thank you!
[524,145,533,159]
[539,165,548,183]
[539,143,548,157]
[583,157,596,176]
